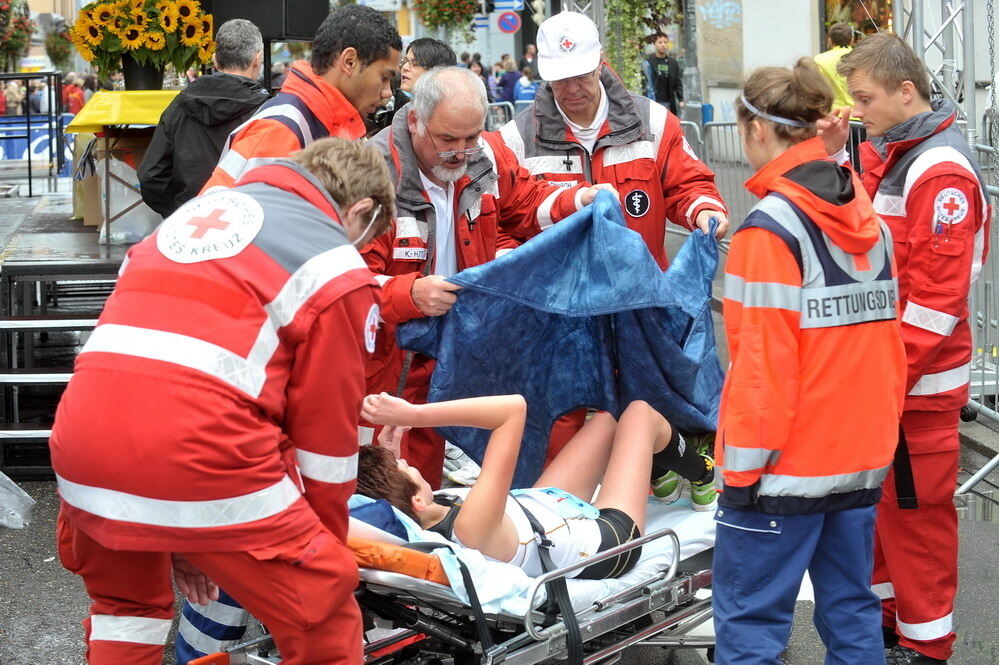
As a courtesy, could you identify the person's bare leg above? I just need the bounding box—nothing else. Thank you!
[593,401,671,533]
[534,411,616,502]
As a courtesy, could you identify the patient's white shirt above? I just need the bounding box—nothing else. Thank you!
[436,487,602,577]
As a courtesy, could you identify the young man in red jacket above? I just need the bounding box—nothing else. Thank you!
[363,66,613,488]
[839,33,991,665]
[201,4,402,191]
[52,138,395,665]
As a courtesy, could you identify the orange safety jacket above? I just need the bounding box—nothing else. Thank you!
[200,60,366,192]
[718,138,907,514]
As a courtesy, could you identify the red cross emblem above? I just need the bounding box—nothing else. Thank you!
[942,197,961,216]
[186,209,230,239]
[368,319,378,339]
[560,37,575,52]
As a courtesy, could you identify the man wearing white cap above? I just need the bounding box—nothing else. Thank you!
[498,10,729,461]
[499,11,728,265]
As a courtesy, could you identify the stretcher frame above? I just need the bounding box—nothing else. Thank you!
[193,526,714,665]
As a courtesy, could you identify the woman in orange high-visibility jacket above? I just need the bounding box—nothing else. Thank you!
[712,59,907,665]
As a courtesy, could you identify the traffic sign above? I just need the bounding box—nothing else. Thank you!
[497,11,521,33]
[472,14,489,29]
[494,0,525,10]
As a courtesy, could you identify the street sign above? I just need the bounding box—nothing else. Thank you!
[472,14,489,29]
[497,11,521,33]
[494,0,525,10]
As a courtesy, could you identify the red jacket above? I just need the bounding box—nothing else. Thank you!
[718,138,907,513]
[862,102,991,425]
[362,109,588,397]
[201,60,365,191]
[51,161,378,551]
[497,65,726,269]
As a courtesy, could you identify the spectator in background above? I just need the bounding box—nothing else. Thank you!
[642,32,683,116]
[139,19,268,218]
[61,75,85,114]
[469,59,493,102]
[814,22,855,111]
[459,51,471,68]
[369,37,455,134]
[513,65,537,103]
[29,80,49,114]
[498,59,520,103]
[82,74,99,103]
[488,61,503,100]
[519,43,538,79]
[4,81,24,116]
[270,61,288,89]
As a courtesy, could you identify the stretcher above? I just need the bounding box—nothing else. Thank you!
[190,500,715,665]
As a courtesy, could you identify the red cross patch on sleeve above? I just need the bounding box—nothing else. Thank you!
[933,187,969,226]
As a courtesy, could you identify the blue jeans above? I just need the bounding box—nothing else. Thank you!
[712,504,884,665]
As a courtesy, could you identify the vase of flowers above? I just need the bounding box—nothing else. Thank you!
[71,0,215,90]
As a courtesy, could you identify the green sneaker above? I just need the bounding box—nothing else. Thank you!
[652,470,682,503]
[690,455,717,512]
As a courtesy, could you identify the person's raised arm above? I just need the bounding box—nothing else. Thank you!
[362,393,527,555]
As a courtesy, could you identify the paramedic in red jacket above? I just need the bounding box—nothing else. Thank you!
[496,11,730,460]
[839,34,991,665]
[714,59,907,665]
[362,66,614,488]
[51,138,395,665]
[201,4,401,191]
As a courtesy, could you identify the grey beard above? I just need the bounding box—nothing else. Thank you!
[432,161,467,183]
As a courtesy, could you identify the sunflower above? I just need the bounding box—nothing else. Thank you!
[179,19,203,47]
[144,30,166,50]
[131,9,148,29]
[198,14,212,38]
[76,43,95,62]
[81,20,104,46]
[120,26,144,49]
[197,38,215,64]
[175,0,200,22]
[159,8,177,33]
[90,3,115,25]
[154,0,172,15]
[111,14,130,35]
[128,0,145,11]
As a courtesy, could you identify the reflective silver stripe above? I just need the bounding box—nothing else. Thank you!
[871,582,895,600]
[499,120,526,162]
[758,465,889,498]
[800,280,897,329]
[373,274,392,287]
[972,223,986,284]
[723,445,781,473]
[57,474,302,528]
[873,191,905,217]
[185,599,251,627]
[358,426,375,446]
[902,145,978,201]
[683,195,725,224]
[537,188,561,229]
[216,151,275,181]
[724,274,802,311]
[82,324,264,396]
[296,449,358,484]
[908,362,971,396]
[897,612,954,641]
[82,246,367,398]
[525,155,583,175]
[902,301,959,336]
[396,216,426,241]
[90,615,172,645]
[177,614,246,654]
[601,140,656,166]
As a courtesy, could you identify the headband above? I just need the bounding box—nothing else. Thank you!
[740,94,812,128]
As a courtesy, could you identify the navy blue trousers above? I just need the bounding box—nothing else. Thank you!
[712,504,884,665]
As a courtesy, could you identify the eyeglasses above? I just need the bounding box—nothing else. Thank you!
[400,56,420,68]
[428,132,484,160]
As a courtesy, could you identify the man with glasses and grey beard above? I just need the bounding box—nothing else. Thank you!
[362,66,615,489]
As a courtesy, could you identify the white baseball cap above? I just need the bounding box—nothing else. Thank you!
[536,11,602,82]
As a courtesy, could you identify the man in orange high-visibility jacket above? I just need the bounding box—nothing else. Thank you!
[201,4,401,192]
[840,34,991,665]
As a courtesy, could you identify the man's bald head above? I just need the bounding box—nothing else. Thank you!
[410,66,488,128]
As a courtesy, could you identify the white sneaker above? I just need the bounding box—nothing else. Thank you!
[443,442,481,486]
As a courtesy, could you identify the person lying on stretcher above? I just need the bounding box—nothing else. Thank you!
[356,394,715,580]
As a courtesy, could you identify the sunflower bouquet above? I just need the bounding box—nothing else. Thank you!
[71,0,215,78]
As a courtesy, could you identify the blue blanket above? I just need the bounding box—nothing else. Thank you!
[398,191,724,488]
